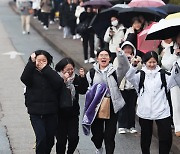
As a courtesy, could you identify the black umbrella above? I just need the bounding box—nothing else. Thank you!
[118,7,163,27]
[89,4,129,39]
[158,4,180,14]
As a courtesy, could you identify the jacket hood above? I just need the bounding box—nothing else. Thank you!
[93,63,115,76]
[120,41,136,56]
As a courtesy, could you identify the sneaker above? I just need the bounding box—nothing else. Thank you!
[84,60,88,64]
[73,35,76,39]
[89,57,95,63]
[95,147,103,154]
[43,26,48,30]
[76,34,81,39]
[129,127,137,134]
[58,25,62,30]
[118,128,126,134]
[49,20,54,24]
[22,31,26,35]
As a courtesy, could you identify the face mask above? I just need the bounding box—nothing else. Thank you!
[111,20,118,26]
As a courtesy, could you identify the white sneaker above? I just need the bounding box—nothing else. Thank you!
[43,26,48,30]
[95,147,103,154]
[58,25,62,30]
[118,128,126,134]
[49,20,54,24]
[129,127,137,134]
[73,35,76,39]
[89,57,95,63]
[84,60,88,64]
[22,31,26,35]
[76,34,81,39]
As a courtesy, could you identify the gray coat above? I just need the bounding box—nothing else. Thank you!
[86,52,130,113]
[16,0,32,15]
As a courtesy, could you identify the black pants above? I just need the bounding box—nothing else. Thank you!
[82,33,95,60]
[118,89,137,129]
[30,114,58,154]
[56,116,79,154]
[91,103,118,154]
[42,12,50,27]
[139,117,172,154]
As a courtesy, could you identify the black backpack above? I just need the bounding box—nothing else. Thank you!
[89,68,117,86]
[138,69,171,102]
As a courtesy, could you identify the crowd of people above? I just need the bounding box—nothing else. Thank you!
[17,0,180,154]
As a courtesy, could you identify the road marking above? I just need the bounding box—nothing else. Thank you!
[2,51,24,59]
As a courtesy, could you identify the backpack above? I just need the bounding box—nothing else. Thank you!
[138,69,171,101]
[89,68,117,86]
[76,20,89,35]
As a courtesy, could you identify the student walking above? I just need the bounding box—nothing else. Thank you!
[55,57,88,154]
[113,41,142,134]
[20,50,63,154]
[126,51,180,154]
[161,33,180,137]
[84,48,129,154]
[16,0,32,34]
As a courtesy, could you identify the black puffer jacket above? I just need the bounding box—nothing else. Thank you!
[20,61,63,115]
[58,74,88,118]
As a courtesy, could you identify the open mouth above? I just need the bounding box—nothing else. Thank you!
[101,59,107,64]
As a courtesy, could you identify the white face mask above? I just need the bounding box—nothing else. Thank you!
[111,20,118,26]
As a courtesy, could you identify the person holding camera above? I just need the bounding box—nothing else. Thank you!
[161,33,180,137]
[104,15,126,62]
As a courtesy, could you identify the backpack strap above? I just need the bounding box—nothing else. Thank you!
[170,45,174,54]
[89,68,95,86]
[159,69,171,100]
[89,68,118,86]
[137,70,145,94]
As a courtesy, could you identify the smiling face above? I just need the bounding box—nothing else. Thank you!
[35,54,48,69]
[145,57,157,70]
[97,50,111,70]
[62,64,74,77]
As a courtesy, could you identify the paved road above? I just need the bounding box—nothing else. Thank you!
[0,0,167,154]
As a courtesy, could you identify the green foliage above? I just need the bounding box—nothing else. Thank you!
[169,0,180,5]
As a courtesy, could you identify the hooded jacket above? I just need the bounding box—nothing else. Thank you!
[86,51,129,113]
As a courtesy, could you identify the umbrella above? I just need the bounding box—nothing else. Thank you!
[89,4,129,39]
[128,0,165,7]
[82,0,112,8]
[137,22,161,53]
[146,12,180,40]
[148,7,167,18]
[158,4,180,14]
[118,7,163,27]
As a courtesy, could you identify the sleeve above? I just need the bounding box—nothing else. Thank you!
[74,75,89,94]
[104,27,111,43]
[116,51,130,84]
[161,47,179,71]
[20,61,36,87]
[167,62,180,90]
[125,65,140,92]
[41,65,64,90]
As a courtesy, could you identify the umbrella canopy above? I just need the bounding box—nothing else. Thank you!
[128,0,165,7]
[137,22,161,53]
[82,0,112,8]
[148,7,167,18]
[158,4,180,14]
[146,12,180,40]
[89,4,129,39]
[118,7,163,27]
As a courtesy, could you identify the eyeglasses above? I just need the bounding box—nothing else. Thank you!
[98,54,110,58]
